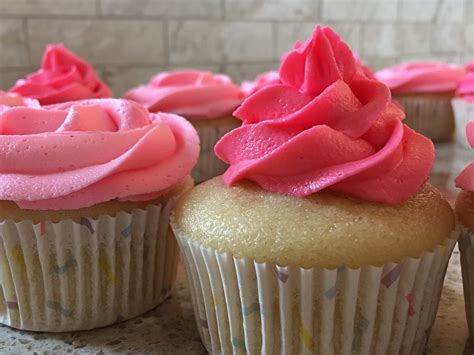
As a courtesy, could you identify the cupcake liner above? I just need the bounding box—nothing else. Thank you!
[191,119,241,183]
[451,98,474,149]
[0,199,179,332]
[174,226,458,355]
[458,225,474,342]
[394,95,454,142]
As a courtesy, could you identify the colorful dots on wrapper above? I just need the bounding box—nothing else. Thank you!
[381,264,402,288]
[47,300,73,318]
[294,312,314,351]
[6,301,19,310]
[242,302,260,317]
[459,229,472,251]
[77,217,95,234]
[39,221,46,237]
[232,337,246,351]
[99,257,116,285]
[198,318,209,329]
[121,223,132,238]
[352,316,370,351]
[324,285,337,300]
[54,258,78,275]
[277,270,289,283]
[405,292,416,317]
[11,245,25,272]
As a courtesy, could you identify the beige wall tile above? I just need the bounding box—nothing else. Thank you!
[223,62,278,83]
[0,19,29,67]
[398,24,431,55]
[224,0,320,20]
[322,0,398,21]
[168,21,273,64]
[27,19,166,66]
[101,0,221,18]
[362,24,399,58]
[0,68,34,90]
[0,0,97,16]
[431,24,466,54]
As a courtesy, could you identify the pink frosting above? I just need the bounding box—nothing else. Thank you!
[124,70,245,119]
[375,61,466,94]
[215,26,435,204]
[9,44,112,105]
[353,54,376,80]
[456,73,474,102]
[456,122,474,191]
[0,99,199,210]
[241,71,280,96]
[0,91,39,112]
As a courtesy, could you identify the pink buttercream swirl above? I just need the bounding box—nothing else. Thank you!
[215,26,435,204]
[0,99,199,210]
[124,70,245,119]
[9,44,112,105]
[241,71,281,96]
[456,122,474,191]
[375,61,466,94]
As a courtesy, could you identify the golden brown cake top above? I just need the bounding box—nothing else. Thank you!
[174,177,454,268]
[455,190,474,230]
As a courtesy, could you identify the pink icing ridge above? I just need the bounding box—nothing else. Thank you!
[215,26,434,204]
[241,71,280,96]
[455,121,474,191]
[124,70,245,119]
[9,44,112,105]
[456,73,474,102]
[375,61,466,94]
[0,91,39,113]
[0,99,199,210]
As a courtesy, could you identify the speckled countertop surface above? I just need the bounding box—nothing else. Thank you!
[0,143,471,354]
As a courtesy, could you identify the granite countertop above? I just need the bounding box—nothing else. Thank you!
[0,143,471,354]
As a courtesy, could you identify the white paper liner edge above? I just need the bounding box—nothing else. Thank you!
[0,199,179,332]
[173,225,458,355]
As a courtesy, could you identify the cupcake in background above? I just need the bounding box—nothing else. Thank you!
[172,26,457,354]
[376,61,466,141]
[455,121,474,346]
[452,66,474,148]
[0,90,39,111]
[241,71,280,96]
[125,70,244,182]
[0,98,199,332]
[9,44,112,105]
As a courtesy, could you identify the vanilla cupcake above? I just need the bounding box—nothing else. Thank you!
[455,121,474,344]
[172,26,457,354]
[452,64,474,148]
[125,70,244,182]
[9,44,112,104]
[376,61,466,141]
[0,98,199,332]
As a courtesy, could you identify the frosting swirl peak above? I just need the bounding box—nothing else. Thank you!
[0,99,199,210]
[215,26,434,204]
[9,44,112,105]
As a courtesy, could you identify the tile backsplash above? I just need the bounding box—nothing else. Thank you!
[1,0,472,95]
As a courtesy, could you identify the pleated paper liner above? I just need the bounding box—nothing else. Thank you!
[459,226,474,345]
[451,99,474,149]
[0,199,179,332]
[191,118,241,183]
[394,94,455,142]
[174,226,458,355]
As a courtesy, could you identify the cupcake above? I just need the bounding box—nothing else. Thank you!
[0,90,39,109]
[375,61,466,141]
[452,65,474,149]
[455,121,474,345]
[241,71,280,96]
[0,98,199,332]
[9,44,112,105]
[171,26,458,354]
[125,70,244,182]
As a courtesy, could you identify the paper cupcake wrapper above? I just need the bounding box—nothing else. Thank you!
[0,200,179,332]
[458,225,474,342]
[174,227,457,355]
[451,99,474,149]
[394,95,454,141]
[192,120,241,183]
